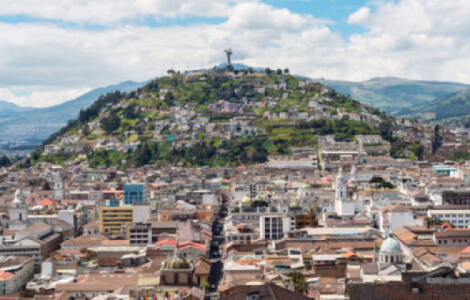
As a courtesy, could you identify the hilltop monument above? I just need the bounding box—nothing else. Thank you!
[225,48,233,71]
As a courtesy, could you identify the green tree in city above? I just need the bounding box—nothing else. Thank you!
[287,271,308,294]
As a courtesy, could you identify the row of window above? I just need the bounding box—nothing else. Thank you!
[433,214,470,218]
[438,239,468,244]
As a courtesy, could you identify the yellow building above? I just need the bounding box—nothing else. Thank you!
[99,205,133,235]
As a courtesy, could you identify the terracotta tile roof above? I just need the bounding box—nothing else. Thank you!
[393,227,418,244]
[349,282,470,300]
[40,198,53,206]
[154,239,178,249]
[343,251,358,259]
[178,241,206,250]
[17,221,51,235]
[460,261,470,269]
[436,228,470,238]
[220,283,310,300]
[0,270,14,281]
[101,240,130,246]
[61,234,107,248]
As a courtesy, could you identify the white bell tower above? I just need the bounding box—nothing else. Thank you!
[335,167,347,200]
[9,189,28,230]
[335,167,355,216]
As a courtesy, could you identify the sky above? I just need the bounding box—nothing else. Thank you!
[1,0,470,107]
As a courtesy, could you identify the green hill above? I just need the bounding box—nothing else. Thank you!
[24,71,396,168]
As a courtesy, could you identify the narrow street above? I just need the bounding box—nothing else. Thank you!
[206,193,228,299]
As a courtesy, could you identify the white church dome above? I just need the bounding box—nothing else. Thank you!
[380,237,401,253]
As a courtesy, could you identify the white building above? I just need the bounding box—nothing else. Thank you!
[335,168,355,216]
[259,214,295,240]
[379,205,422,237]
[428,208,470,229]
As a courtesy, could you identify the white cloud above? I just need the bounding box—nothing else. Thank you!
[0,87,89,108]
[344,0,470,82]
[347,7,370,24]
[1,0,470,107]
[226,2,308,30]
[0,0,254,25]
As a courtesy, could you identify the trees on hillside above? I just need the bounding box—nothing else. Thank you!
[101,113,121,134]
[0,155,11,167]
[124,103,141,119]
[164,92,175,106]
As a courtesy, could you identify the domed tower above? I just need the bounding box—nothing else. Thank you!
[378,236,403,266]
[160,252,194,286]
[9,189,28,230]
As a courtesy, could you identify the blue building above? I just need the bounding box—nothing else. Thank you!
[124,184,146,205]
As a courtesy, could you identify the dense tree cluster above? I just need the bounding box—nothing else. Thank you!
[0,155,11,167]
[369,177,395,190]
[42,91,125,147]
[100,113,121,134]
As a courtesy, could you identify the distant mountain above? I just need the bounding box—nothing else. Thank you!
[217,63,265,72]
[0,100,33,112]
[317,77,470,114]
[0,101,33,118]
[0,81,145,144]
[397,88,470,122]
[187,63,266,74]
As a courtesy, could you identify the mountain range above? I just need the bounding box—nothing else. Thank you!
[0,101,34,118]
[397,89,470,122]
[318,77,470,116]
[0,81,145,147]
